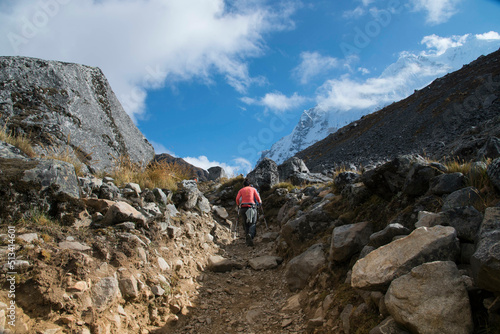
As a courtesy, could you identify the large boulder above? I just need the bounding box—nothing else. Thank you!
[0,56,154,172]
[441,187,482,211]
[208,166,227,181]
[330,221,373,262]
[247,158,279,191]
[402,161,443,196]
[285,244,326,291]
[385,261,473,334]
[351,226,460,291]
[278,157,309,182]
[428,172,466,195]
[361,155,427,200]
[415,206,483,242]
[471,207,500,293]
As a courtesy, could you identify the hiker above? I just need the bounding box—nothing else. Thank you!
[236,179,262,246]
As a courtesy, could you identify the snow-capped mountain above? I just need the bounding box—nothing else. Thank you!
[261,34,500,165]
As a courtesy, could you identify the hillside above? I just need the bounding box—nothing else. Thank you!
[262,37,500,165]
[297,48,500,172]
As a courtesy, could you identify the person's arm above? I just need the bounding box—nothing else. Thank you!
[235,189,241,206]
[253,188,262,204]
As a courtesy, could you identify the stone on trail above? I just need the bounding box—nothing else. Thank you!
[208,255,244,273]
[101,201,147,226]
[248,255,283,270]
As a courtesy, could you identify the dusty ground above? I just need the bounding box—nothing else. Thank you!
[163,222,309,334]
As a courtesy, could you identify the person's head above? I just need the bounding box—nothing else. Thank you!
[243,179,250,187]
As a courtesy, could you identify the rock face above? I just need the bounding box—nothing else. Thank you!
[385,261,473,334]
[0,141,81,221]
[351,226,460,291]
[0,56,154,172]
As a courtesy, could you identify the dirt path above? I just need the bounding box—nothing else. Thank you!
[166,225,308,334]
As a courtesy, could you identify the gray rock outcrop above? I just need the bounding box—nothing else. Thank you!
[278,157,309,182]
[0,56,154,172]
[247,158,279,191]
[0,141,82,221]
[208,166,227,181]
[351,226,460,291]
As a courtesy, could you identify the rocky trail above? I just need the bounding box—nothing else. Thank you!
[166,212,308,334]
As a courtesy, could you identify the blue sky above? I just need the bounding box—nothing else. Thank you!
[1,0,500,175]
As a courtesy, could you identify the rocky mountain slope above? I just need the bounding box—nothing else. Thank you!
[297,48,500,172]
[0,56,154,173]
[262,37,500,165]
[2,137,500,333]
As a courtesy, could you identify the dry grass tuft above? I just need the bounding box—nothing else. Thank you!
[108,156,194,191]
[0,123,36,157]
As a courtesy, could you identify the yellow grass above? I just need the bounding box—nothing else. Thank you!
[108,156,194,191]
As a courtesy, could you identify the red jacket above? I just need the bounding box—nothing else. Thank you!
[236,186,262,207]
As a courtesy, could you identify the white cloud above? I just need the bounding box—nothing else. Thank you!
[292,51,340,84]
[0,0,296,121]
[420,34,469,56]
[316,54,447,111]
[411,0,461,25]
[476,31,500,40]
[242,92,308,113]
[183,155,252,176]
[316,31,500,112]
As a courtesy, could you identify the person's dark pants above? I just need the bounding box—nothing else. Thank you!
[240,206,257,239]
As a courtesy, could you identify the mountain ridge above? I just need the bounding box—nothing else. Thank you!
[296,48,500,171]
[261,35,500,165]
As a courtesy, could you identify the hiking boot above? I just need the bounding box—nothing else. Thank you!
[246,233,254,247]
